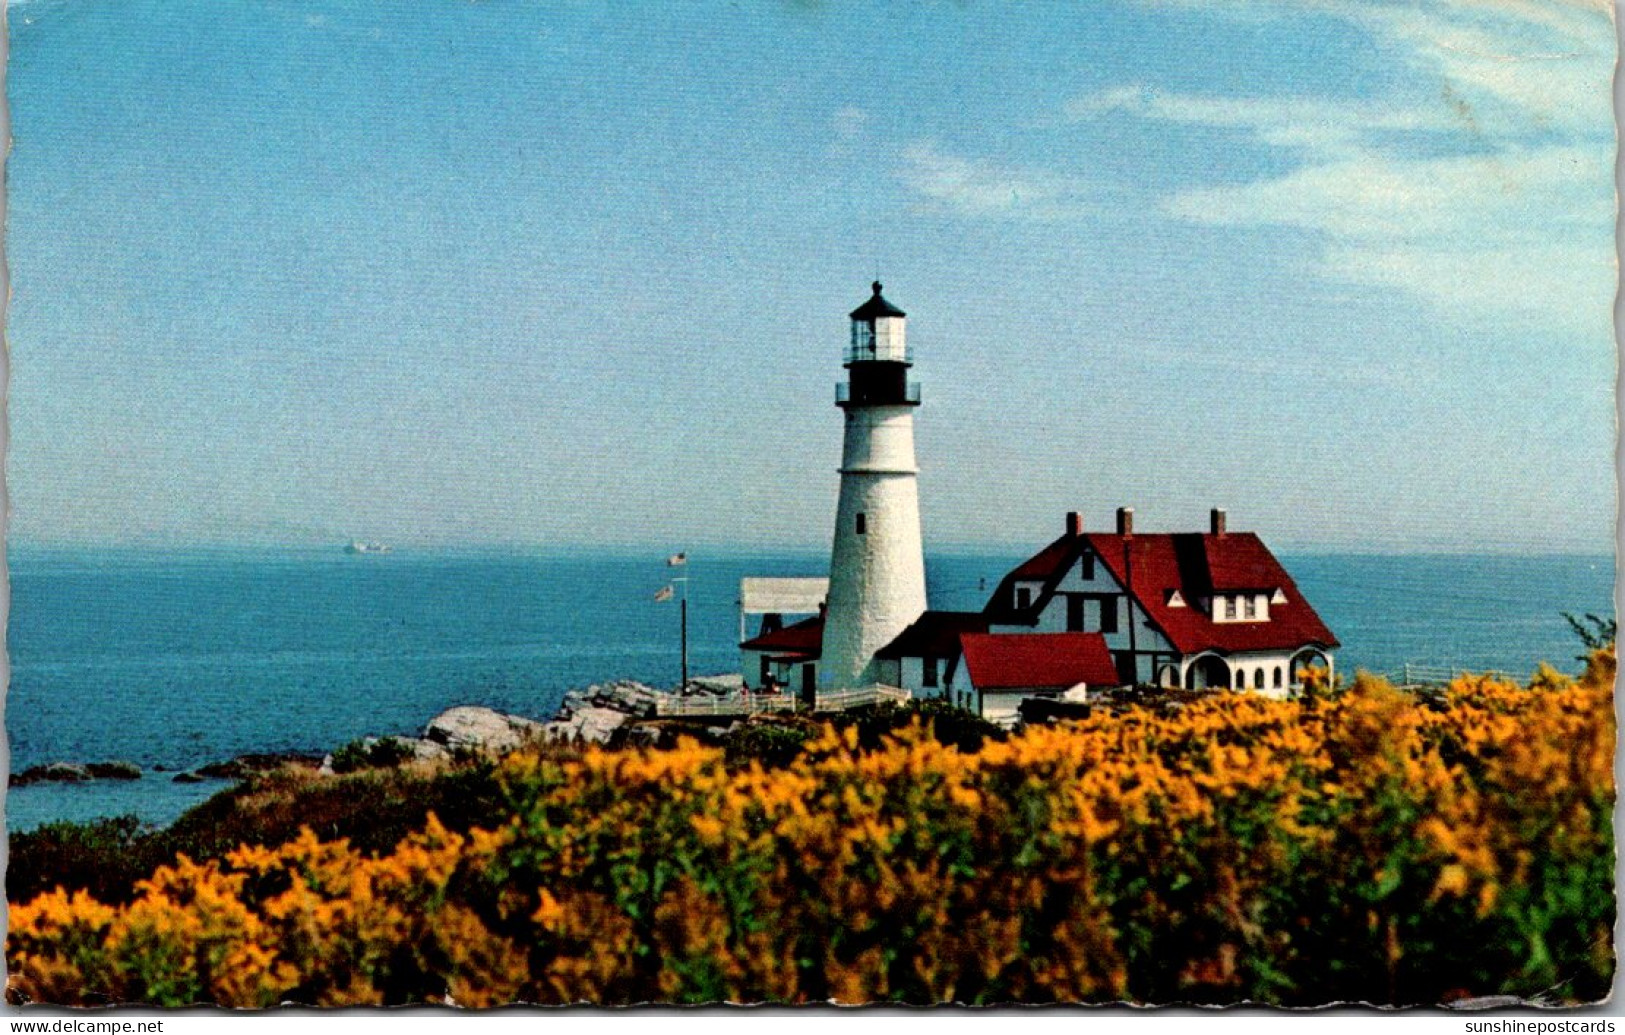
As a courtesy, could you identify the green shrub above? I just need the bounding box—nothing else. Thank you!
[330,736,417,774]
[723,721,815,767]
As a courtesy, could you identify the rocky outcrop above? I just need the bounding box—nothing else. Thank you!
[192,753,325,780]
[561,680,663,718]
[541,680,671,746]
[13,763,90,786]
[316,735,451,775]
[398,736,452,764]
[544,706,631,746]
[686,674,744,695]
[423,706,544,755]
[12,760,144,786]
[170,752,324,784]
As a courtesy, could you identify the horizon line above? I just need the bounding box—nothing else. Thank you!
[5,538,1617,561]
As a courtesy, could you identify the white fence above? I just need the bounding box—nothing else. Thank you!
[1391,663,1520,687]
[814,685,912,711]
[652,684,911,718]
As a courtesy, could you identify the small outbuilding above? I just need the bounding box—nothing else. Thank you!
[944,631,1120,727]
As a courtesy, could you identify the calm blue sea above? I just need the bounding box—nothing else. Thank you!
[4,547,1615,832]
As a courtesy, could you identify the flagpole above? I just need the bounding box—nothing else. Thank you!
[665,551,690,692]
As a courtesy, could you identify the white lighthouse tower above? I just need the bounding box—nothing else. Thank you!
[820,282,929,689]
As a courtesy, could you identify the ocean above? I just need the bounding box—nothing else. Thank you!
[4,547,1615,832]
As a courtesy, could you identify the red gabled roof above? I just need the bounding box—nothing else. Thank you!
[983,533,1070,625]
[1007,537,1073,580]
[958,631,1120,691]
[983,526,1339,656]
[875,610,989,659]
[740,612,824,656]
[1202,534,1288,591]
[1087,532,1339,654]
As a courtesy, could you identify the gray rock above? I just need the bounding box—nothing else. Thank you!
[85,761,143,781]
[12,762,92,786]
[688,673,744,695]
[405,736,451,763]
[624,724,662,749]
[193,753,323,780]
[543,705,631,746]
[172,771,207,784]
[577,680,662,718]
[424,706,544,755]
[321,735,450,775]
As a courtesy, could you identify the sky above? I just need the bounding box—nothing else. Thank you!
[5,0,1617,553]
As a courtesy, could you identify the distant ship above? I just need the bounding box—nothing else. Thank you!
[344,541,393,555]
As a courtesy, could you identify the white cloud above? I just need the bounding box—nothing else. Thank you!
[1070,1,1614,328]
[898,141,1096,220]
[1066,85,1446,158]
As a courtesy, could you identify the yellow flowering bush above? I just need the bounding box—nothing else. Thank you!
[8,657,1615,1006]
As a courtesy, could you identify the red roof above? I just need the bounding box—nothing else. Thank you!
[740,612,824,656]
[1089,532,1337,654]
[1007,538,1073,580]
[958,631,1120,691]
[987,529,1338,656]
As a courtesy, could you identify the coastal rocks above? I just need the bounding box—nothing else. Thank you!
[12,760,143,786]
[170,752,324,784]
[424,706,544,755]
[564,680,662,717]
[87,761,144,781]
[13,763,90,786]
[686,674,744,696]
[318,735,450,775]
[402,736,452,763]
[623,724,662,749]
[192,753,325,780]
[542,680,669,746]
[544,706,631,746]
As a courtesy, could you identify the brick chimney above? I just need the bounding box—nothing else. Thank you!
[1066,511,1084,537]
[1210,508,1227,537]
[1116,506,1134,537]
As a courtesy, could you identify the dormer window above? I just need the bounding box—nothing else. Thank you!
[1243,596,1256,619]
[1221,597,1235,620]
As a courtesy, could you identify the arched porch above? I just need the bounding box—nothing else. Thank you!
[1181,652,1233,690]
[1290,647,1334,689]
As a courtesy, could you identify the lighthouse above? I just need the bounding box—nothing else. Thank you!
[820,282,929,689]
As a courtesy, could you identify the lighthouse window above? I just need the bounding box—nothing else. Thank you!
[855,513,866,535]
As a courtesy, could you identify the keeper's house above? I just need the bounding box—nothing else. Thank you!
[875,507,1338,722]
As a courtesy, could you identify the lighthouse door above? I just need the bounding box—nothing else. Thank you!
[801,664,817,707]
